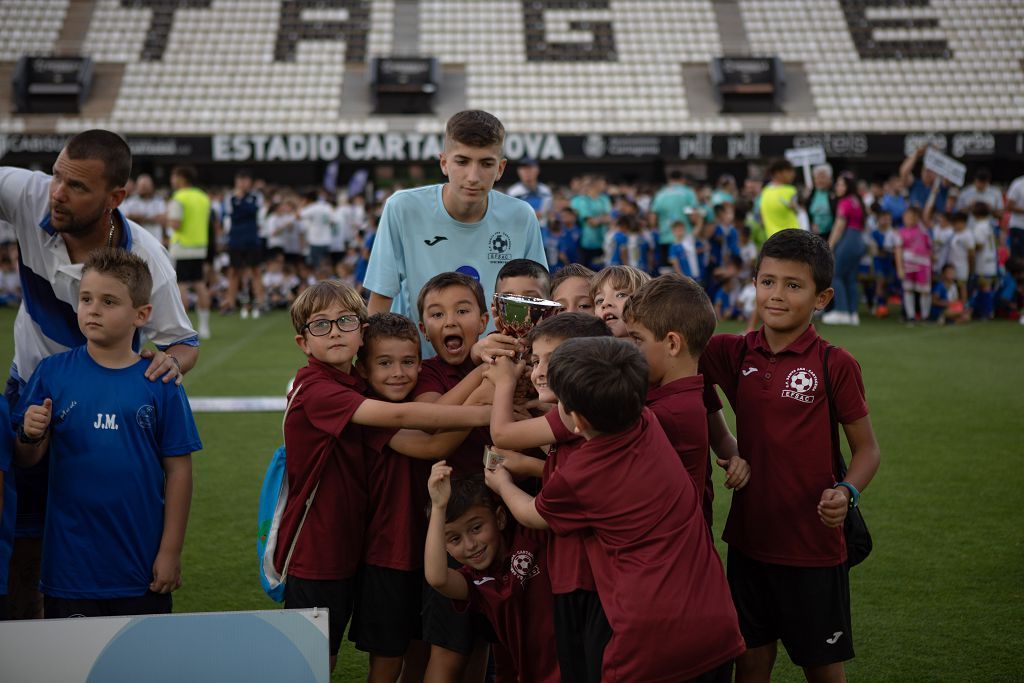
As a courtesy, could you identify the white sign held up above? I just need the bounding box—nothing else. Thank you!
[785,146,827,187]
[923,147,966,186]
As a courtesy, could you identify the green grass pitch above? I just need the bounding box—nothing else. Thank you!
[1,307,1021,682]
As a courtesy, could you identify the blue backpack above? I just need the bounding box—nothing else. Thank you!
[257,384,329,602]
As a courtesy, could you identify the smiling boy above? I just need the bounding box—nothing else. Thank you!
[363,110,547,357]
[700,230,881,682]
[282,281,489,672]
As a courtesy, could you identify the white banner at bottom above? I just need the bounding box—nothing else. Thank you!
[0,608,329,683]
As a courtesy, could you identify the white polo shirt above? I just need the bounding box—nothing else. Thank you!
[0,167,197,385]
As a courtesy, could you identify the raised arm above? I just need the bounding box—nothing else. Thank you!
[483,465,549,530]
[484,357,557,450]
[424,461,470,600]
[353,397,489,431]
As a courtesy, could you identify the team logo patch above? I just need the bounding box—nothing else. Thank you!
[488,232,512,263]
[137,405,156,429]
[781,368,818,403]
[510,550,540,583]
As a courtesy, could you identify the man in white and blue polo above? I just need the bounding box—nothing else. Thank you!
[0,129,198,620]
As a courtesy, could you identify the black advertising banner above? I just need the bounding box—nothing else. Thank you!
[2,131,1022,164]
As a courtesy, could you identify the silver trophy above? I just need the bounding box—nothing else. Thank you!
[492,293,563,360]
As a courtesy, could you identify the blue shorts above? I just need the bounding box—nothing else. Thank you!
[872,257,894,278]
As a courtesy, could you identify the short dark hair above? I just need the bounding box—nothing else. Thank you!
[442,474,501,523]
[363,313,421,358]
[547,337,648,435]
[975,168,991,182]
[81,247,152,307]
[416,272,486,319]
[171,165,196,186]
[767,158,795,177]
[235,168,253,181]
[614,213,641,233]
[496,258,550,295]
[951,211,968,224]
[668,169,685,181]
[526,311,611,346]
[550,263,595,297]
[65,129,132,188]
[756,229,834,293]
[622,274,716,358]
[444,110,505,151]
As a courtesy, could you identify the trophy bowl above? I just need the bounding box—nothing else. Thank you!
[492,293,563,358]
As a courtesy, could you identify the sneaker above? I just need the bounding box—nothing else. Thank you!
[198,327,211,340]
[876,304,889,318]
[252,307,261,320]
[1019,313,1024,325]
[241,308,250,320]
[850,312,860,326]
[822,311,851,325]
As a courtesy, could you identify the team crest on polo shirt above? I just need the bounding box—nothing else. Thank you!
[487,232,513,263]
[510,549,540,583]
[781,368,818,403]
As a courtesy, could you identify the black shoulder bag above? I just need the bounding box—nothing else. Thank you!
[823,346,873,567]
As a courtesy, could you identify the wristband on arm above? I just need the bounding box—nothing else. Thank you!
[834,481,860,508]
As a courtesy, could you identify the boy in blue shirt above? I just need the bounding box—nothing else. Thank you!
[14,248,202,618]
[363,110,547,356]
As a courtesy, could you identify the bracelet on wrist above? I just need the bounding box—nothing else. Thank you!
[168,355,182,372]
[834,481,860,508]
[18,424,44,445]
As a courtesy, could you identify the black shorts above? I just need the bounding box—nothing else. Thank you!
[229,247,263,269]
[421,555,496,656]
[44,590,172,618]
[727,547,853,667]
[350,565,422,657]
[552,589,612,683]
[284,575,355,656]
[175,258,205,283]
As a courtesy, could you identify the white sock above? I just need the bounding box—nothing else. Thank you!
[918,291,931,320]
[903,290,916,320]
[198,309,210,328]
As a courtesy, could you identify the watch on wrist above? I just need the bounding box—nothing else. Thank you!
[835,481,860,508]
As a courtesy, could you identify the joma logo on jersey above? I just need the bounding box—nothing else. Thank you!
[94,413,119,430]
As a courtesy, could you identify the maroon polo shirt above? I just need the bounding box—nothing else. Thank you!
[362,426,431,571]
[458,526,561,683]
[541,409,595,594]
[647,374,712,527]
[700,325,869,567]
[413,356,490,476]
[536,410,745,682]
[279,359,369,580]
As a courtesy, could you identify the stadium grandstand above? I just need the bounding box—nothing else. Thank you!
[1,0,1022,184]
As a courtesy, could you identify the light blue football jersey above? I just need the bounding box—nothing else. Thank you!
[364,185,547,357]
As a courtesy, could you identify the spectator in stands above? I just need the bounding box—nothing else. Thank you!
[824,172,867,325]
[121,173,166,246]
[221,170,266,318]
[807,164,835,241]
[0,129,198,620]
[955,169,1003,219]
[900,144,949,212]
[301,190,336,271]
[167,166,212,340]
[507,158,553,228]
[363,109,546,359]
[572,174,613,269]
[1007,173,1024,320]
[711,173,738,208]
[650,170,699,266]
[759,158,800,239]
[879,174,909,227]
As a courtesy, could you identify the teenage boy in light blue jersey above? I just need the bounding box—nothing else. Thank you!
[363,110,547,358]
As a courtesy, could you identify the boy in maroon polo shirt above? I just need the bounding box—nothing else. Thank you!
[411,271,496,681]
[487,338,745,683]
[282,281,490,672]
[700,229,881,683]
[487,312,612,683]
[622,274,751,528]
[351,312,492,683]
[425,465,561,683]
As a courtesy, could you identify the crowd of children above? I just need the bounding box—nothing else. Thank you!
[262,225,879,682]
